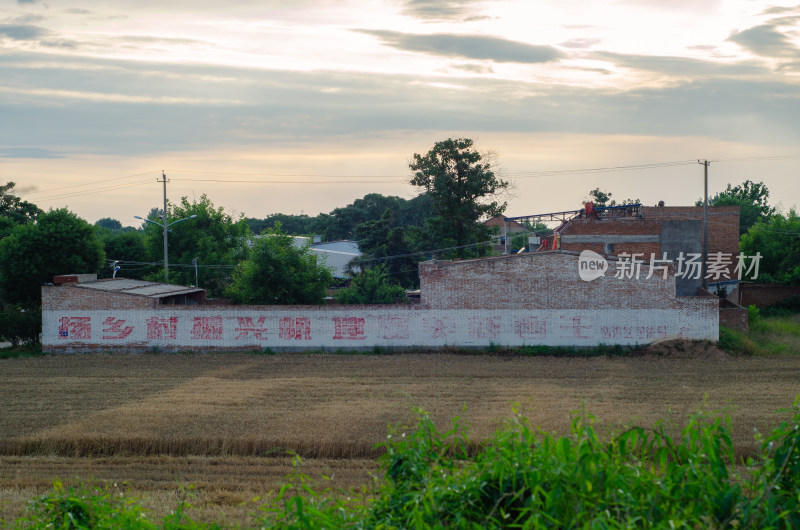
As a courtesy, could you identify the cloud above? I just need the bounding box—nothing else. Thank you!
[0,147,63,159]
[17,0,41,4]
[0,23,49,40]
[594,51,770,77]
[560,38,601,49]
[401,0,479,21]
[762,6,800,15]
[728,23,800,58]
[2,48,799,161]
[356,30,563,63]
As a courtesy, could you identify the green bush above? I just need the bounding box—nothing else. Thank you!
[748,304,761,325]
[263,399,800,529]
[0,305,40,346]
[15,481,221,529]
[336,266,406,305]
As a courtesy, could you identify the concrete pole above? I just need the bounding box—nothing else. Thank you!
[162,171,169,281]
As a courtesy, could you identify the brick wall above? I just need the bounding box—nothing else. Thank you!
[42,304,718,353]
[42,252,719,352]
[43,284,155,310]
[419,251,682,310]
[739,283,800,308]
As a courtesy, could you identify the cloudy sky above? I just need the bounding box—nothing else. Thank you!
[2,0,800,225]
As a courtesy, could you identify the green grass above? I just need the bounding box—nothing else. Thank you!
[0,343,43,359]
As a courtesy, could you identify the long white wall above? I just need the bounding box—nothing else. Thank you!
[43,305,718,352]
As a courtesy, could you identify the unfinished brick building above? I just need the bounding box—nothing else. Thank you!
[507,205,740,296]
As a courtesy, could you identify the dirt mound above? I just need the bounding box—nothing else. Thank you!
[632,339,730,359]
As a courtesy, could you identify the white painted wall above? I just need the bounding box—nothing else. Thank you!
[43,305,718,352]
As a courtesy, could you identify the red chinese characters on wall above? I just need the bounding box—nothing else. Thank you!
[468,316,501,340]
[559,316,592,340]
[102,317,135,339]
[146,317,178,340]
[423,317,455,340]
[279,317,312,340]
[191,316,223,340]
[378,316,410,340]
[514,317,547,339]
[58,317,91,339]
[235,316,269,340]
[333,317,366,340]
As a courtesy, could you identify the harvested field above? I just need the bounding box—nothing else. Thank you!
[1,352,799,525]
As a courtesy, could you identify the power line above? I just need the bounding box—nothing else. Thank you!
[25,171,157,196]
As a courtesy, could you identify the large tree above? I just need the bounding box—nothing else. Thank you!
[225,225,332,305]
[142,194,250,297]
[0,209,104,307]
[740,209,800,285]
[0,182,41,239]
[699,180,774,235]
[409,138,510,258]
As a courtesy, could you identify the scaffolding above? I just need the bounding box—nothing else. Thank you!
[500,204,642,254]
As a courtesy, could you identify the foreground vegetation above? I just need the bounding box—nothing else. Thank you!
[6,400,800,528]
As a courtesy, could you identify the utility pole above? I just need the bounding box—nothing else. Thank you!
[161,171,169,281]
[698,160,710,290]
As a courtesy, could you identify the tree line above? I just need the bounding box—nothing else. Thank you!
[1,138,797,346]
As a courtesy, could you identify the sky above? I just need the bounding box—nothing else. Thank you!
[2,0,800,225]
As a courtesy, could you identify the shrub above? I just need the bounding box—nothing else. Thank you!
[336,266,406,305]
[0,305,40,346]
[263,399,800,528]
[748,304,761,325]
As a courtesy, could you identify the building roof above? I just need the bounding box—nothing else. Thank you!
[71,278,205,299]
[311,240,360,254]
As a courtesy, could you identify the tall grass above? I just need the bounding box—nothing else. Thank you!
[263,400,800,529]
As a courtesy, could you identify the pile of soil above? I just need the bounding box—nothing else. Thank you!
[632,339,730,359]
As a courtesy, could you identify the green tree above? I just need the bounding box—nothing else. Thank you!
[740,209,800,284]
[409,138,510,258]
[0,209,104,307]
[699,180,774,235]
[354,209,418,287]
[142,195,249,297]
[336,265,406,304]
[94,217,123,231]
[226,225,332,305]
[98,230,148,279]
[0,182,41,239]
[586,188,640,208]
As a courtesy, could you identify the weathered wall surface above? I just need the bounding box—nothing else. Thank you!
[419,252,681,310]
[43,284,155,310]
[42,251,719,352]
[739,283,800,308]
[43,305,717,353]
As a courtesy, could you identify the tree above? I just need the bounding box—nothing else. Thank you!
[0,182,41,239]
[94,217,123,231]
[225,225,333,304]
[354,209,418,287]
[699,180,774,235]
[142,195,250,297]
[336,265,406,304]
[740,209,800,285]
[409,138,510,258]
[98,230,148,279]
[0,209,104,307]
[586,188,640,208]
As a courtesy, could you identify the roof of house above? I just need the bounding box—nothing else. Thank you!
[311,240,360,254]
[69,278,205,299]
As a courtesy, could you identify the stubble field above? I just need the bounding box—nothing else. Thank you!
[1,352,799,525]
